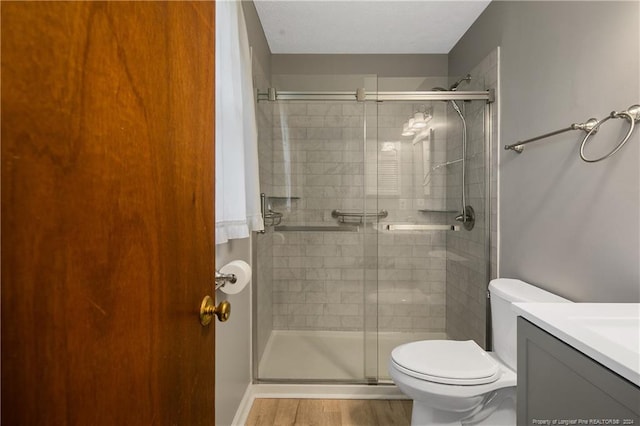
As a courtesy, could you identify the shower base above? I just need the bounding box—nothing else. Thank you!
[257,330,447,382]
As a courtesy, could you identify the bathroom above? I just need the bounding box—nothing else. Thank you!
[216,1,639,425]
[0,1,637,424]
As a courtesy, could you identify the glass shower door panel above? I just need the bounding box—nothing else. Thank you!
[374,100,450,382]
[363,101,379,382]
[374,98,489,382]
[257,100,370,382]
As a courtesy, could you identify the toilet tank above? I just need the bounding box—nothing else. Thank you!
[489,278,571,371]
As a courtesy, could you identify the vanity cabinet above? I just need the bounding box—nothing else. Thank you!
[517,317,640,425]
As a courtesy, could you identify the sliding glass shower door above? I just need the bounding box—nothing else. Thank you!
[371,96,491,382]
[252,80,493,384]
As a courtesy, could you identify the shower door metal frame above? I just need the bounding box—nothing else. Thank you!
[252,89,495,385]
[258,88,494,104]
[484,98,495,352]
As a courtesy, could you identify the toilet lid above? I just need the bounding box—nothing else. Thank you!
[391,340,500,385]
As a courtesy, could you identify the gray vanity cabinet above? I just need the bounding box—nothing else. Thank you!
[517,317,640,425]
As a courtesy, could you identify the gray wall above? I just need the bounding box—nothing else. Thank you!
[272,54,447,77]
[215,239,252,426]
[271,54,448,92]
[450,1,639,302]
[215,2,271,426]
[244,1,271,84]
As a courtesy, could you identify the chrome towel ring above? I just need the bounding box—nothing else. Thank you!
[505,104,639,163]
[580,105,640,163]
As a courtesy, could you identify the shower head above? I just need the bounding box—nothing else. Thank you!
[449,74,471,91]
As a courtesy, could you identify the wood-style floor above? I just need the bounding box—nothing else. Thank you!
[245,398,412,426]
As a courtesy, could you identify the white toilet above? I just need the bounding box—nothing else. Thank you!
[388,278,571,426]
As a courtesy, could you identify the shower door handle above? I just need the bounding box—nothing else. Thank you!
[199,295,231,325]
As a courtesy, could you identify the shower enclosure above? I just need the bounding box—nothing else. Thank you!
[253,75,493,384]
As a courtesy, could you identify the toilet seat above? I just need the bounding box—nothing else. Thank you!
[390,340,500,385]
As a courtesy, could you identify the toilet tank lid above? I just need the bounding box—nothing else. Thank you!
[489,279,571,303]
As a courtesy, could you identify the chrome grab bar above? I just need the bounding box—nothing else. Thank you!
[274,225,358,232]
[331,209,388,223]
[386,224,460,231]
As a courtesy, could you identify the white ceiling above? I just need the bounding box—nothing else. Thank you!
[253,1,492,54]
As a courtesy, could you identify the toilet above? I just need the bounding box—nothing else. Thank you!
[388,278,571,425]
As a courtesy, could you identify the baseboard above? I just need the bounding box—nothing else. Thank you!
[251,383,406,400]
[232,382,407,424]
[231,384,255,426]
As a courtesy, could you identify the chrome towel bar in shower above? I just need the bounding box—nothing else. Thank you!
[505,104,640,163]
[274,225,359,232]
[386,224,460,231]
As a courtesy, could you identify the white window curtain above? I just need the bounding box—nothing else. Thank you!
[215,0,264,245]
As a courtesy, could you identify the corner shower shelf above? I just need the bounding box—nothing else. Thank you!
[331,209,388,224]
[263,210,283,227]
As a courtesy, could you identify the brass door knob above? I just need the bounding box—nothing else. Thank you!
[200,295,230,325]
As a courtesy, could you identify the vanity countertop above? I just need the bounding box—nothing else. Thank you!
[512,303,640,386]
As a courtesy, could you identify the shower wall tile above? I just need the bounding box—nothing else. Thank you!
[286,115,325,128]
[306,103,342,116]
[273,103,307,116]
[267,99,450,333]
[305,268,342,280]
[370,100,450,334]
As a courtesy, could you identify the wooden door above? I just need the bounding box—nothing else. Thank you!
[1,2,216,424]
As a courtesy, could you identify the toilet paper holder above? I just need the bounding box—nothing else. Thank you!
[215,260,251,294]
[215,270,237,290]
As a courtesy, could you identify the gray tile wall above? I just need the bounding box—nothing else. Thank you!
[266,99,450,333]
[269,102,367,330]
[374,102,449,333]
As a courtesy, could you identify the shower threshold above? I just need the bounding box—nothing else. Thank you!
[257,330,447,383]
